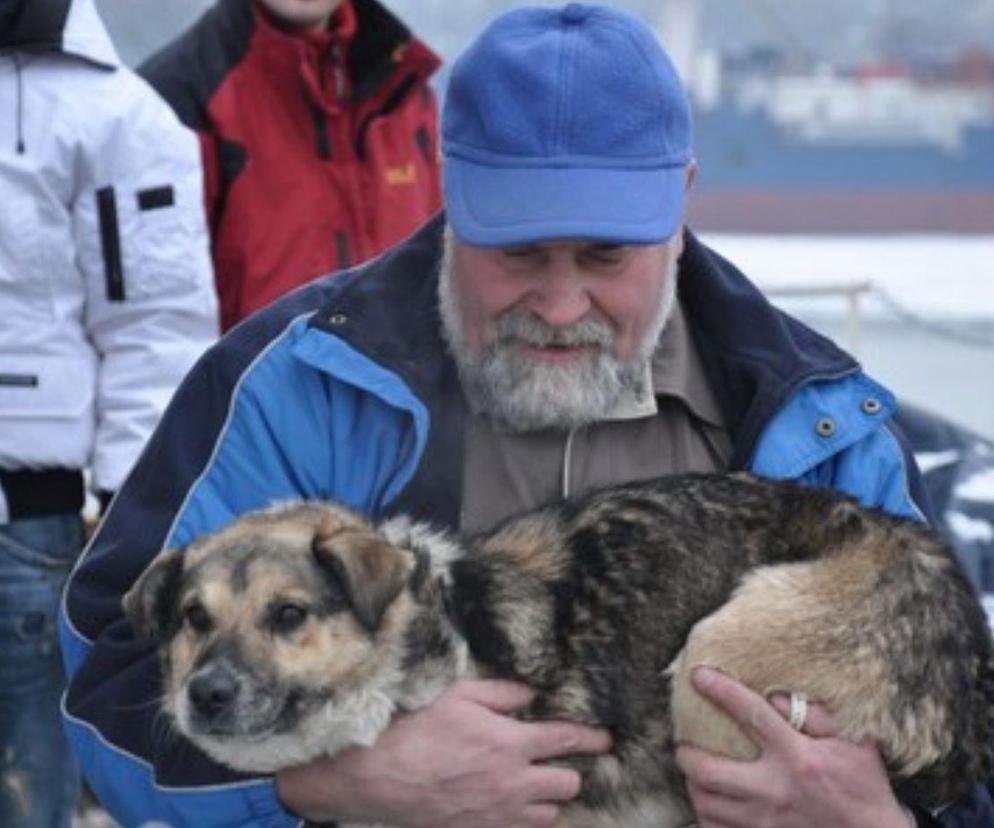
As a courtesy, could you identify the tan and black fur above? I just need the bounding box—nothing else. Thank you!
[125,473,994,827]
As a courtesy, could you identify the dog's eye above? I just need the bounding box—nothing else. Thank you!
[183,602,212,634]
[270,603,308,635]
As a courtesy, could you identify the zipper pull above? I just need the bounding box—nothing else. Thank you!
[331,42,346,101]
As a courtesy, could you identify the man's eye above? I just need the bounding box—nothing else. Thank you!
[270,603,309,635]
[183,603,212,634]
[503,246,538,260]
[584,245,625,265]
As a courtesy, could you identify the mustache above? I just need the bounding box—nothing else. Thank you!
[494,312,614,350]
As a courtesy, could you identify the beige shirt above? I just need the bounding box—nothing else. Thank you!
[461,301,733,533]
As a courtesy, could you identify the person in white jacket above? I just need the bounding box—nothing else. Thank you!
[0,1,218,825]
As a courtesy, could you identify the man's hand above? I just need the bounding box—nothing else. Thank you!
[276,678,612,828]
[675,668,913,828]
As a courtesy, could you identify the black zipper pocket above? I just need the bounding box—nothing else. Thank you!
[96,186,125,302]
[137,186,175,211]
[0,374,38,388]
[312,105,333,160]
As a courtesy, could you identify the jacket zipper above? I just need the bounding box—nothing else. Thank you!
[310,42,346,160]
[330,41,346,101]
[12,52,26,154]
[561,428,579,500]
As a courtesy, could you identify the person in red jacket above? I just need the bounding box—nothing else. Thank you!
[141,0,442,330]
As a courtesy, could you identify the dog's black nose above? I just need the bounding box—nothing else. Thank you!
[188,669,238,719]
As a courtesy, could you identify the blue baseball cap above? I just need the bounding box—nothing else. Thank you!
[442,3,693,247]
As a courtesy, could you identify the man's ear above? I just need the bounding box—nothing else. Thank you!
[122,547,185,640]
[312,526,407,634]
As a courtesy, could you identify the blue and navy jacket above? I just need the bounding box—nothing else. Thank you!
[60,214,992,827]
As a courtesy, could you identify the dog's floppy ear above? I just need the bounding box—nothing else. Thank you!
[123,547,185,640]
[312,526,407,634]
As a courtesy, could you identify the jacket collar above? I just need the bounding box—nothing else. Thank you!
[246,0,438,103]
[251,0,356,64]
[302,215,859,476]
[307,214,450,402]
[677,229,858,467]
[1,0,117,68]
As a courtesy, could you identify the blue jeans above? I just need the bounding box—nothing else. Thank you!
[0,513,83,828]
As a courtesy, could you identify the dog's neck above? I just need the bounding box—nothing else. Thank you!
[377,516,472,710]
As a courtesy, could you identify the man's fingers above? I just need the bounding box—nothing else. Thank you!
[526,765,583,802]
[676,744,755,800]
[450,678,536,713]
[768,692,839,738]
[691,667,793,748]
[522,720,612,761]
[685,779,748,826]
[521,802,562,827]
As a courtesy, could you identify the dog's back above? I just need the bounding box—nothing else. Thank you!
[447,473,994,816]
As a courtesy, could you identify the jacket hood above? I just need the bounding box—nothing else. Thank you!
[0,0,117,67]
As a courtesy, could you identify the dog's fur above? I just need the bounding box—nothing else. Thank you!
[125,473,994,827]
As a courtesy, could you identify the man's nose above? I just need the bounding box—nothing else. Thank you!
[524,264,592,328]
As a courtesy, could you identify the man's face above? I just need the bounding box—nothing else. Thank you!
[439,229,684,432]
[255,0,342,32]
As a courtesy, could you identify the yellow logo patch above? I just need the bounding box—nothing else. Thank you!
[386,162,418,186]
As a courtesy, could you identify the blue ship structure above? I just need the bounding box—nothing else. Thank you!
[688,103,994,234]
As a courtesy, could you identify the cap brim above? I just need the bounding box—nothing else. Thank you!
[444,157,686,247]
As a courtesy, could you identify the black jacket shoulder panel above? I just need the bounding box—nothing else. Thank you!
[138,0,254,130]
[349,0,414,98]
[307,213,449,397]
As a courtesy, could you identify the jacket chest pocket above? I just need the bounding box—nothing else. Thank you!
[76,181,206,306]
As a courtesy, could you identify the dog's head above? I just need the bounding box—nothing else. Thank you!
[123,502,427,772]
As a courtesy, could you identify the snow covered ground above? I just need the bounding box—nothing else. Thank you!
[701,234,994,439]
[704,234,994,320]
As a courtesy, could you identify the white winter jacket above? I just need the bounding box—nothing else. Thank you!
[0,0,218,518]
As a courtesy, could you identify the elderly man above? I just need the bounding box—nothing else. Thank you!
[60,5,991,828]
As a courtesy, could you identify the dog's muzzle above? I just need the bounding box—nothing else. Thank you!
[187,665,241,730]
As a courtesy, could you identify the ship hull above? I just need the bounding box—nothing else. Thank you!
[688,189,994,234]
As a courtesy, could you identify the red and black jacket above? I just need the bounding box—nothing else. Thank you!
[140,0,442,330]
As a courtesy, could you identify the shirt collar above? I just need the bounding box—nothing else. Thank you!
[585,298,727,426]
[651,298,727,428]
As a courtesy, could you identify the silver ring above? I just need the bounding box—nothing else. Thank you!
[789,691,808,732]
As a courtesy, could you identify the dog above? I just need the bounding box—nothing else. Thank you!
[124,472,994,827]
